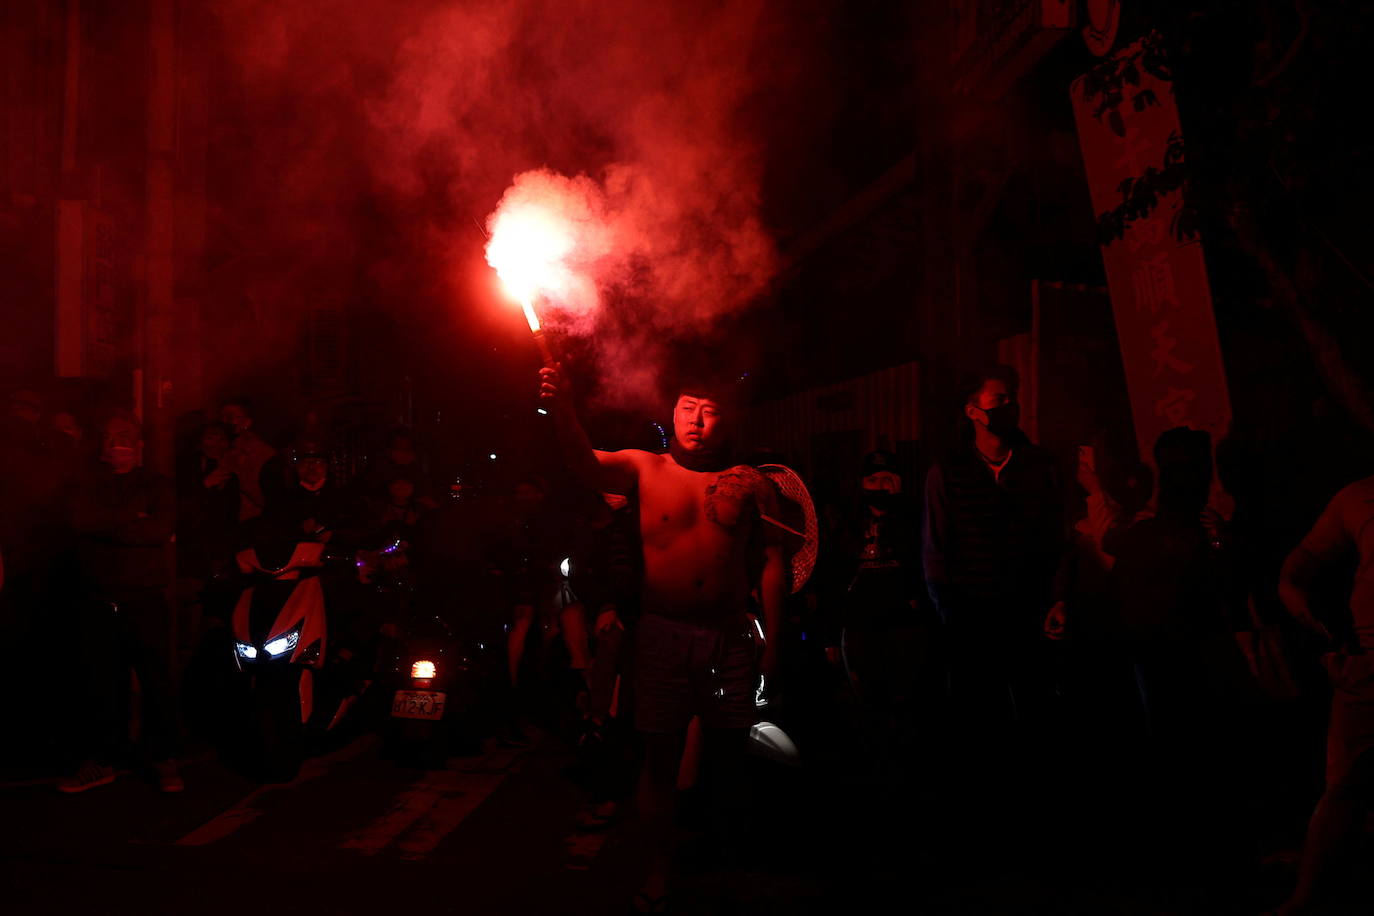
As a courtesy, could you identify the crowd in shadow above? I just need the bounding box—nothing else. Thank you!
[1,368,1371,914]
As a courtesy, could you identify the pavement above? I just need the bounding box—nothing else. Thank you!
[1,728,838,916]
[1,706,1362,915]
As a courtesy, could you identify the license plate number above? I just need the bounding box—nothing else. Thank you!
[391,690,446,721]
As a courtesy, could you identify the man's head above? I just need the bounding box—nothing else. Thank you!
[672,391,730,454]
[102,414,142,473]
[219,400,253,435]
[962,365,1021,440]
[295,445,329,490]
[860,450,902,512]
[199,424,230,460]
[1153,426,1211,518]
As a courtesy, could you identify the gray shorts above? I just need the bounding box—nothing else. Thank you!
[633,612,759,734]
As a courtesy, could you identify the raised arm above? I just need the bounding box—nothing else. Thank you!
[539,363,640,493]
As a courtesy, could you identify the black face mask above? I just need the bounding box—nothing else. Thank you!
[979,403,1020,437]
[862,489,895,511]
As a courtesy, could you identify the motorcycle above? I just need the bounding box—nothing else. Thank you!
[381,610,492,765]
[227,534,370,781]
[364,534,496,766]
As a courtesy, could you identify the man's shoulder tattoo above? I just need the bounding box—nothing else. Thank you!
[704,466,763,528]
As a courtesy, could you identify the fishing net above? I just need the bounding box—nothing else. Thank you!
[756,464,819,594]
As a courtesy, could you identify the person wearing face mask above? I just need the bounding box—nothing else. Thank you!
[823,451,930,722]
[922,366,1066,760]
[60,414,182,794]
[262,445,358,548]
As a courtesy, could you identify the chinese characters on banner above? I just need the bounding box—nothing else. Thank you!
[1070,36,1232,462]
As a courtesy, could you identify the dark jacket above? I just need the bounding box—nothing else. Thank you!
[1106,513,1232,646]
[262,479,361,552]
[820,501,925,641]
[71,466,175,595]
[923,441,1065,631]
[176,450,241,577]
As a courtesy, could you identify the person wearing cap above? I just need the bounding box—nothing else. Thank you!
[823,450,931,741]
[261,442,357,545]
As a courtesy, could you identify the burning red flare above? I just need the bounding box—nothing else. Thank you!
[485,197,579,333]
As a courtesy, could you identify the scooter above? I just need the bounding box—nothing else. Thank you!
[381,610,491,765]
[228,535,366,781]
[363,535,495,765]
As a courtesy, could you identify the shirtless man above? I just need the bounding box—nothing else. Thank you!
[1276,474,1374,914]
[540,364,787,912]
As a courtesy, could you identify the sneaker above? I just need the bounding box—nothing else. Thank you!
[57,761,116,794]
[155,759,184,794]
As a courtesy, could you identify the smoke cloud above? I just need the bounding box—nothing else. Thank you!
[211,0,785,409]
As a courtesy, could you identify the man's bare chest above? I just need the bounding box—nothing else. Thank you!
[639,464,759,545]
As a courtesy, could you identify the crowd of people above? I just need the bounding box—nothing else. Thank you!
[0,361,1369,913]
[0,390,590,791]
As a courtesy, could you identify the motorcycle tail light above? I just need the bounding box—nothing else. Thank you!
[411,660,436,679]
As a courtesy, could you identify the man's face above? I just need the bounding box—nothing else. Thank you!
[220,404,251,434]
[673,395,727,452]
[862,471,902,495]
[102,419,141,472]
[297,457,328,487]
[200,427,229,459]
[965,379,1019,433]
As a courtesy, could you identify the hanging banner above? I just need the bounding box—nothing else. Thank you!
[1070,32,1231,461]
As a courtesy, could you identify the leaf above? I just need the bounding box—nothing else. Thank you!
[1108,109,1126,137]
[1123,65,1140,86]
[1133,89,1159,112]
[1118,176,1136,197]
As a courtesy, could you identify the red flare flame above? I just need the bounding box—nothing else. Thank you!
[485,199,578,333]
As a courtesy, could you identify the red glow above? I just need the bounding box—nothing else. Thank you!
[485,194,581,332]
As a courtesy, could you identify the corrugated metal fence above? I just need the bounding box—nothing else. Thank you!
[744,361,920,474]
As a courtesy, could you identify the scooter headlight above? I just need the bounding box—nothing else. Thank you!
[235,642,258,660]
[263,626,301,658]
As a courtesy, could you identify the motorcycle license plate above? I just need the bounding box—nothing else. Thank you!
[391,690,446,721]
